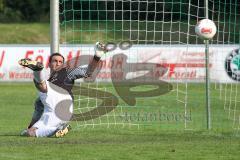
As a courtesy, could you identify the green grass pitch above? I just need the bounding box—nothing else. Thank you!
[0,82,240,160]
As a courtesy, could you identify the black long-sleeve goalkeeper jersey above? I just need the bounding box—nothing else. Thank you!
[47,65,89,98]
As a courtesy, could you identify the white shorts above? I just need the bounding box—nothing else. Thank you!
[33,81,73,137]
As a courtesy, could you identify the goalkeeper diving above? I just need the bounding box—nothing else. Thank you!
[19,42,108,138]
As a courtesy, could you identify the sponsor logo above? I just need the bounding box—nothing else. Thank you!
[201,28,212,34]
[225,48,240,81]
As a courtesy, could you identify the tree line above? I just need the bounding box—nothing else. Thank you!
[0,0,49,22]
[0,0,238,22]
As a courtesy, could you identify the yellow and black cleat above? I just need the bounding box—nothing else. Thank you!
[18,58,44,71]
[55,124,71,138]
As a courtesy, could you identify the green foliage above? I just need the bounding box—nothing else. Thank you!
[0,0,237,24]
[0,0,49,22]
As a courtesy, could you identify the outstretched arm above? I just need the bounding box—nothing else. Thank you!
[85,55,101,77]
[86,42,108,76]
[67,42,108,80]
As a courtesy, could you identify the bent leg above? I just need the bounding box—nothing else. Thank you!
[18,58,47,92]
[33,71,48,93]
[27,97,44,129]
[22,127,57,137]
[35,127,58,137]
[29,114,58,137]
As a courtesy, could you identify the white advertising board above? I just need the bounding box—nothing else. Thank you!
[0,44,239,83]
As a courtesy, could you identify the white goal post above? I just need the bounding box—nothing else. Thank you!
[50,0,60,54]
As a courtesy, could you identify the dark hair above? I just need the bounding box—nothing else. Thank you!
[49,53,65,63]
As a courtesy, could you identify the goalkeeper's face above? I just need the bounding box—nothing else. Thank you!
[49,55,64,72]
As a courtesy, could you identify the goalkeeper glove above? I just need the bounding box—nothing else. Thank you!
[94,42,108,58]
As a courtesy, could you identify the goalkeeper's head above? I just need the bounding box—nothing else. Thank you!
[49,53,65,72]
